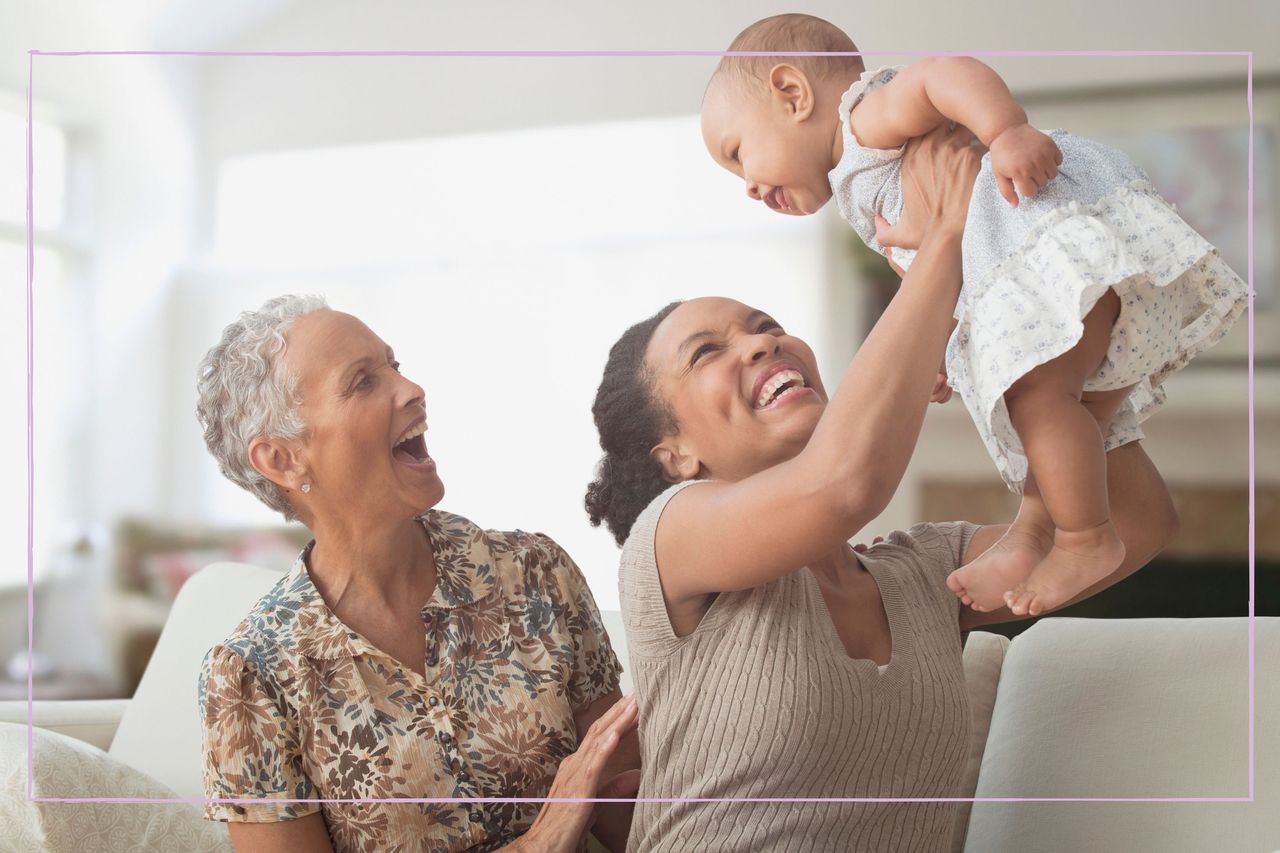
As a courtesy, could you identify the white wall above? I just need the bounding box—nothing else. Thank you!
[197,0,1274,160]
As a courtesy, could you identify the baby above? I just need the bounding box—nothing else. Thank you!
[701,14,1248,616]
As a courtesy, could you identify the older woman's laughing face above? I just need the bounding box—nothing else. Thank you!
[284,309,445,525]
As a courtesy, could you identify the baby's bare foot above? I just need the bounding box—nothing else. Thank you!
[1003,521,1125,617]
[947,523,1052,612]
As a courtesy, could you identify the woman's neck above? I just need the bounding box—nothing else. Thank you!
[305,514,438,614]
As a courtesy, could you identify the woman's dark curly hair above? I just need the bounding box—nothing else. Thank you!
[585,301,684,546]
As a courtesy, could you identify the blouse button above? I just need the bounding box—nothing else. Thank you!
[428,695,439,707]
[440,731,452,745]
[469,810,483,823]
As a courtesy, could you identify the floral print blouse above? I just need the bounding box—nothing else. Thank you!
[198,509,623,853]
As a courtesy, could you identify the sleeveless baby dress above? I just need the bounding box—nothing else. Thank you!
[829,65,1249,491]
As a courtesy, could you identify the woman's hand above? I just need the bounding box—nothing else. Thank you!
[875,123,985,256]
[852,536,885,554]
[931,361,953,404]
[513,695,640,853]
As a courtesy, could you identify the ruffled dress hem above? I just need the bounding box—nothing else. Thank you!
[946,178,1249,492]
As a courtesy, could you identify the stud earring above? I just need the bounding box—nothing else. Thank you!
[301,483,312,494]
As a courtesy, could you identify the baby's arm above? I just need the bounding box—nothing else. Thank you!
[849,57,1062,206]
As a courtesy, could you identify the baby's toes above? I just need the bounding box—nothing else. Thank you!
[946,571,966,598]
[1004,586,1031,616]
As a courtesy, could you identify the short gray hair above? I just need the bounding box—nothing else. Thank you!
[196,294,329,520]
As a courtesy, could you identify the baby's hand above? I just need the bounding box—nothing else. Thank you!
[989,124,1062,207]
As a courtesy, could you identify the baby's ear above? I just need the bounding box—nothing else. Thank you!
[768,63,815,120]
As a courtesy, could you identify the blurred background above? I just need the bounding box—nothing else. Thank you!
[1,0,1276,699]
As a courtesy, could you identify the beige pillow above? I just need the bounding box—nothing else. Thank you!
[0,722,230,852]
[950,630,1010,853]
[964,617,1280,852]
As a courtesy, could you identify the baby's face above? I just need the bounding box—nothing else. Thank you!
[701,77,835,217]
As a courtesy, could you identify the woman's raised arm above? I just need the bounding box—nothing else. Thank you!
[656,125,983,601]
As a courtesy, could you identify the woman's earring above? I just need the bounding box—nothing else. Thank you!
[301,483,312,494]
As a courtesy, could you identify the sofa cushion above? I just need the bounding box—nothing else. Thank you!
[950,630,1009,853]
[0,721,229,852]
[965,617,1279,852]
[598,608,632,696]
[0,699,128,752]
[108,562,283,799]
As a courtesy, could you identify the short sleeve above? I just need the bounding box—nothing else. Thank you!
[198,644,320,823]
[838,64,906,148]
[899,521,981,581]
[536,535,623,714]
[617,480,703,659]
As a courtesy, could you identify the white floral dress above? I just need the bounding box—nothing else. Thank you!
[829,65,1250,491]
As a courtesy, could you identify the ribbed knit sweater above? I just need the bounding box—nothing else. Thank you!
[619,482,977,852]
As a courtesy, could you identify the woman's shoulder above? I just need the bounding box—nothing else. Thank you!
[199,566,315,688]
[427,508,591,600]
[620,480,704,565]
[873,520,980,572]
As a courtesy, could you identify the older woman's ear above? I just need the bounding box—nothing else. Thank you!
[248,436,308,494]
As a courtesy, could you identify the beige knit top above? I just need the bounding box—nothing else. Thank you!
[619,481,977,852]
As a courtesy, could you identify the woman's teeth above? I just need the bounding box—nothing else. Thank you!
[755,369,806,408]
[393,422,427,449]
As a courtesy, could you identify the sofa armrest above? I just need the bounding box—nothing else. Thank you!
[0,699,129,752]
[951,631,1010,853]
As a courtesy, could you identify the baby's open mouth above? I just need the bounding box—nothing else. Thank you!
[392,422,430,465]
[754,369,808,409]
[764,187,794,213]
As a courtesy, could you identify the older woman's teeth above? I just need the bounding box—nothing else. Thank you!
[393,422,427,449]
[755,370,806,408]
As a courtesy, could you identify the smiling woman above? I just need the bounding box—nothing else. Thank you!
[194,296,641,853]
[585,127,1180,852]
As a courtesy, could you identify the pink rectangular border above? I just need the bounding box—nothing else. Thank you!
[24,48,1256,806]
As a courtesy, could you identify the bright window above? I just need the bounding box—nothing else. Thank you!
[0,108,67,230]
[201,116,832,607]
[0,104,78,589]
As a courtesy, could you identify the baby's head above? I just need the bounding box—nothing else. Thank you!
[702,14,864,216]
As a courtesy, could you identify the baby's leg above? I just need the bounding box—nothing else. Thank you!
[947,477,1053,611]
[1002,290,1128,616]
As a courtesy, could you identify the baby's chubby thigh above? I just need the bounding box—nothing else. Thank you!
[1005,288,1122,406]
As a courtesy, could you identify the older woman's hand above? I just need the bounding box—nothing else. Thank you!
[875,123,985,270]
[512,694,641,853]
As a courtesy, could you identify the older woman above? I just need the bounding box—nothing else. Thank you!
[584,126,1179,851]
[196,297,640,853]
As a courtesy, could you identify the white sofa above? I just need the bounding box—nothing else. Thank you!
[1,562,1276,852]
